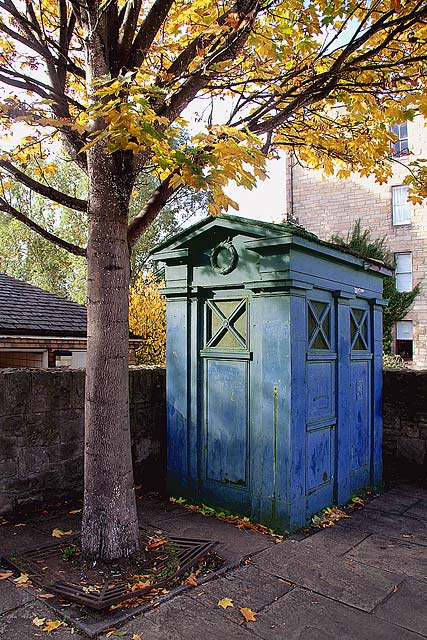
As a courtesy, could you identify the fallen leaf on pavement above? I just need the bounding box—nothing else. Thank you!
[14,573,30,585]
[131,581,151,591]
[68,509,81,515]
[218,597,234,609]
[32,617,46,627]
[14,523,26,527]
[132,635,142,640]
[0,571,13,580]
[38,593,56,599]
[184,573,198,587]
[51,528,73,538]
[146,537,168,550]
[43,620,64,632]
[240,607,257,622]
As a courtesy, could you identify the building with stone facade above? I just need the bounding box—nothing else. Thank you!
[285,113,427,368]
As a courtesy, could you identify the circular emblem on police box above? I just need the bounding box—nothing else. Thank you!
[210,238,238,275]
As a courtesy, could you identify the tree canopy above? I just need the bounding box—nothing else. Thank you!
[1,0,427,245]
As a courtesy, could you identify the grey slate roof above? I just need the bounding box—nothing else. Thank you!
[0,273,87,337]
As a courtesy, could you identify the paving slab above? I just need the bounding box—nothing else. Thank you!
[386,484,427,500]
[340,507,427,546]
[364,492,421,515]
[276,524,370,556]
[0,600,85,639]
[0,577,35,614]
[347,534,427,582]
[187,564,291,624]
[99,593,257,640]
[30,512,82,535]
[252,534,403,612]
[0,524,53,556]
[405,499,427,521]
[136,496,197,525]
[375,578,427,637]
[157,512,276,565]
[249,587,424,640]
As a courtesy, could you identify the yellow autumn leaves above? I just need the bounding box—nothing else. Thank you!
[129,273,166,366]
[217,598,257,622]
[32,617,64,632]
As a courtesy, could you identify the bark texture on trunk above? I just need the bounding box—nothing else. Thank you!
[80,4,139,561]
[81,148,139,560]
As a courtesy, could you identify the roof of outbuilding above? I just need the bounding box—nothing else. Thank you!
[151,213,393,272]
[0,273,87,337]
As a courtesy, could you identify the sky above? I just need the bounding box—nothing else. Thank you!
[225,153,286,224]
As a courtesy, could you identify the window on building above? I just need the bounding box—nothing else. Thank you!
[392,185,411,225]
[395,320,413,360]
[395,252,413,292]
[391,122,409,156]
[55,350,72,367]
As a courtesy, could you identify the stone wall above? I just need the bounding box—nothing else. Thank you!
[383,369,427,479]
[1,366,424,515]
[0,367,166,514]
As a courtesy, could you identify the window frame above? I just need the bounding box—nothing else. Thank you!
[392,185,411,226]
[391,122,409,157]
[395,252,413,292]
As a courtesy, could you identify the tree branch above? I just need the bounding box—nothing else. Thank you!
[0,197,86,256]
[127,0,174,70]
[0,161,88,211]
[127,175,176,248]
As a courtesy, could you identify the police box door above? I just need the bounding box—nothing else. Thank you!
[198,295,252,514]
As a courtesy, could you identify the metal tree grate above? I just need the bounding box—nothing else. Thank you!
[1,533,216,610]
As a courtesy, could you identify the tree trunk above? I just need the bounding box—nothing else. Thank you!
[81,149,139,561]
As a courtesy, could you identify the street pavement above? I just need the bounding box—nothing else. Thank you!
[0,482,426,639]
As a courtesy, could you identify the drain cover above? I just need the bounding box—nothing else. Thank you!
[1,532,216,610]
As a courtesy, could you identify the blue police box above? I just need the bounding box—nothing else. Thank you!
[151,214,391,531]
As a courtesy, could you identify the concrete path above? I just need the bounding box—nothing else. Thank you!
[1,483,426,639]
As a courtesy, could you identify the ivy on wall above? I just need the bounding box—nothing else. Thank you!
[332,221,419,353]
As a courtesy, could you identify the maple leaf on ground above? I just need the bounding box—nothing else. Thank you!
[146,537,167,550]
[68,509,81,515]
[43,620,64,632]
[0,571,13,580]
[32,617,46,627]
[131,580,151,591]
[184,573,198,587]
[14,573,30,586]
[132,635,143,640]
[51,528,73,538]
[218,597,234,609]
[240,607,257,622]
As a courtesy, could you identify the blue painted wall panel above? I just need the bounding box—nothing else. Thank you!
[350,360,370,472]
[166,298,189,497]
[205,360,248,486]
[306,361,335,425]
